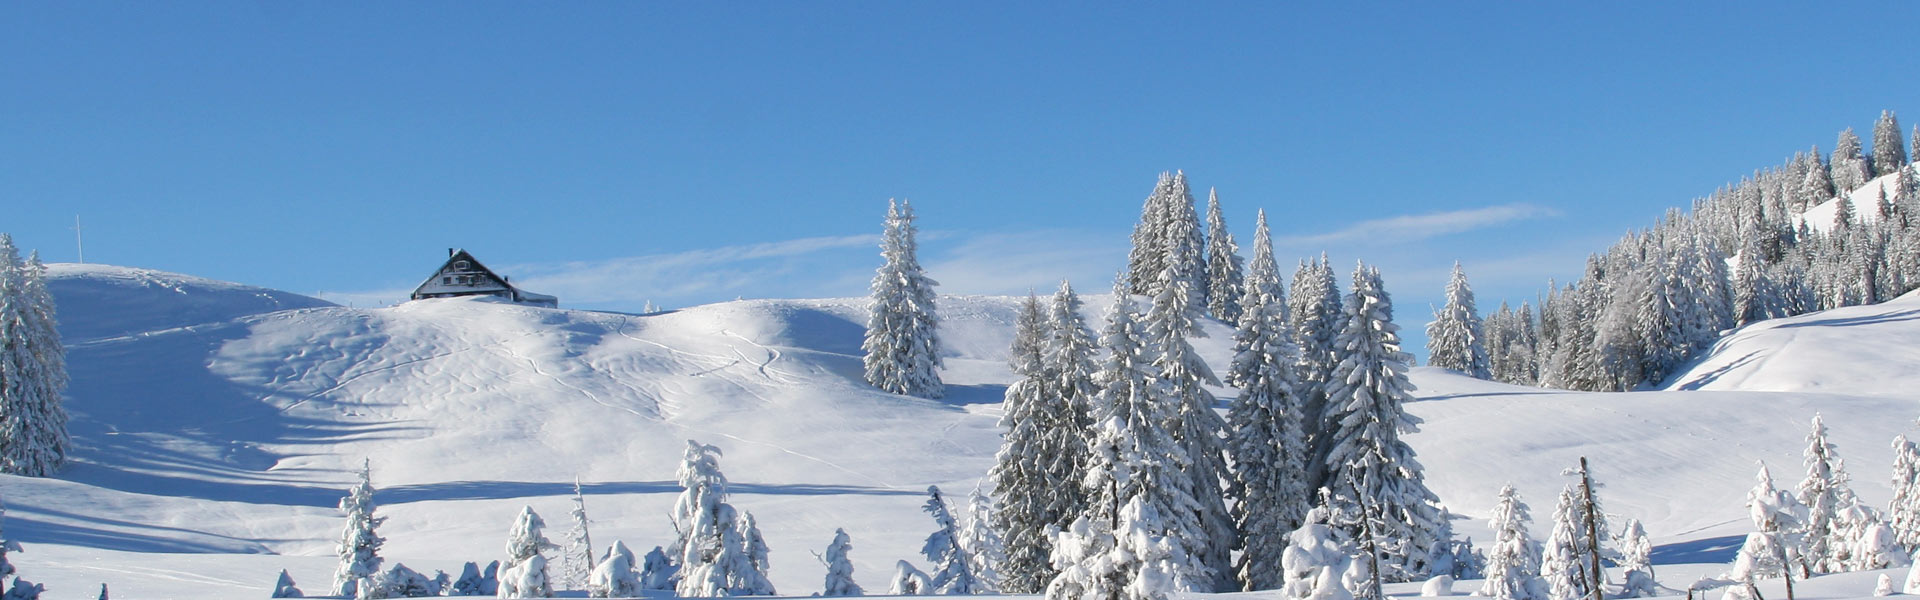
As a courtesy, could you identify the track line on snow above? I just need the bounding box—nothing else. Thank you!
[495,343,660,421]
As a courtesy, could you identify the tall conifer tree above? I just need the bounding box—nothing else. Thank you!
[863,200,944,398]
[1321,263,1445,581]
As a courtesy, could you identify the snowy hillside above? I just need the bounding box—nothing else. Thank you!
[11,264,1919,598]
[1664,288,1920,397]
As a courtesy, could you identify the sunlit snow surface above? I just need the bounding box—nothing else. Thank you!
[8,264,1913,598]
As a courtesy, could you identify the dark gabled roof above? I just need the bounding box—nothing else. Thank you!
[410,249,556,306]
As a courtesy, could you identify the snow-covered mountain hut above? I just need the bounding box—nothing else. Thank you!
[410,248,558,308]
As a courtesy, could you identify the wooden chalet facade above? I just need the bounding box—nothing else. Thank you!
[410,249,558,308]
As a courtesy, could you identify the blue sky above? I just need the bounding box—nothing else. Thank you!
[7,3,1920,357]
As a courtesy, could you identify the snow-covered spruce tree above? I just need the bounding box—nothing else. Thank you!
[1875,110,1907,178]
[1128,173,1177,296]
[683,505,776,597]
[674,440,727,594]
[1225,209,1309,591]
[1143,237,1234,590]
[1279,505,1358,600]
[990,294,1083,593]
[1290,256,1343,492]
[1053,276,1211,595]
[672,440,773,598]
[1479,485,1542,600]
[822,529,864,597]
[1425,263,1491,379]
[1204,189,1245,323]
[1540,487,1588,600]
[588,540,640,598]
[891,561,934,596]
[960,489,1003,593]
[1619,519,1657,598]
[0,238,70,477]
[639,547,673,591]
[1799,413,1860,573]
[1837,504,1909,571]
[1043,512,1119,600]
[1725,464,1810,600]
[922,486,982,594]
[335,460,386,599]
[862,199,944,399]
[1046,279,1099,451]
[272,570,303,598]
[1321,263,1445,581]
[1836,128,1873,194]
[1891,435,1920,552]
[499,505,559,598]
[375,563,433,598]
[562,480,595,591]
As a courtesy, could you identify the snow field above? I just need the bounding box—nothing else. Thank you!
[10,263,1920,598]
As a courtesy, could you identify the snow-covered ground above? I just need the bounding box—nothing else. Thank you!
[9,264,1916,599]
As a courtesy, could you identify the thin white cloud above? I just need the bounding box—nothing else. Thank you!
[1275,203,1560,247]
[502,234,882,306]
[922,230,1127,297]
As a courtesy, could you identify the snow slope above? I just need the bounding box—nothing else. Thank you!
[11,264,1919,599]
[1664,288,1920,397]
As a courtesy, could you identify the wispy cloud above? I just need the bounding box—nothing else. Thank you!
[923,230,1127,296]
[1274,203,1560,247]
[503,234,882,307]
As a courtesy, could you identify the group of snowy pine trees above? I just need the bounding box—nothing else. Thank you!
[978,172,1449,600]
[286,440,1007,599]
[1713,414,1920,600]
[0,235,70,477]
[1461,111,1920,392]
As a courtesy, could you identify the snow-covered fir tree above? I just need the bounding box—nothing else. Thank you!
[1046,279,1099,458]
[1289,257,1343,492]
[587,541,640,599]
[960,489,1003,593]
[375,563,434,598]
[1128,173,1178,296]
[561,480,595,591]
[1320,263,1445,582]
[862,199,944,399]
[1225,209,1309,591]
[891,561,934,596]
[1837,504,1908,571]
[1836,128,1873,193]
[1799,413,1860,573]
[1043,513,1120,600]
[0,237,70,477]
[1539,487,1589,600]
[1891,435,1920,552]
[1143,239,1234,590]
[1279,506,1359,600]
[1124,171,1208,308]
[335,460,386,599]
[1619,519,1657,598]
[1056,277,1210,594]
[1479,485,1543,600]
[671,440,773,598]
[922,486,983,594]
[990,293,1084,593]
[681,505,775,597]
[639,547,673,591]
[272,570,303,598]
[1725,464,1810,599]
[1874,110,1907,178]
[500,505,559,598]
[1204,189,1245,322]
[1425,263,1491,379]
[821,529,864,597]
